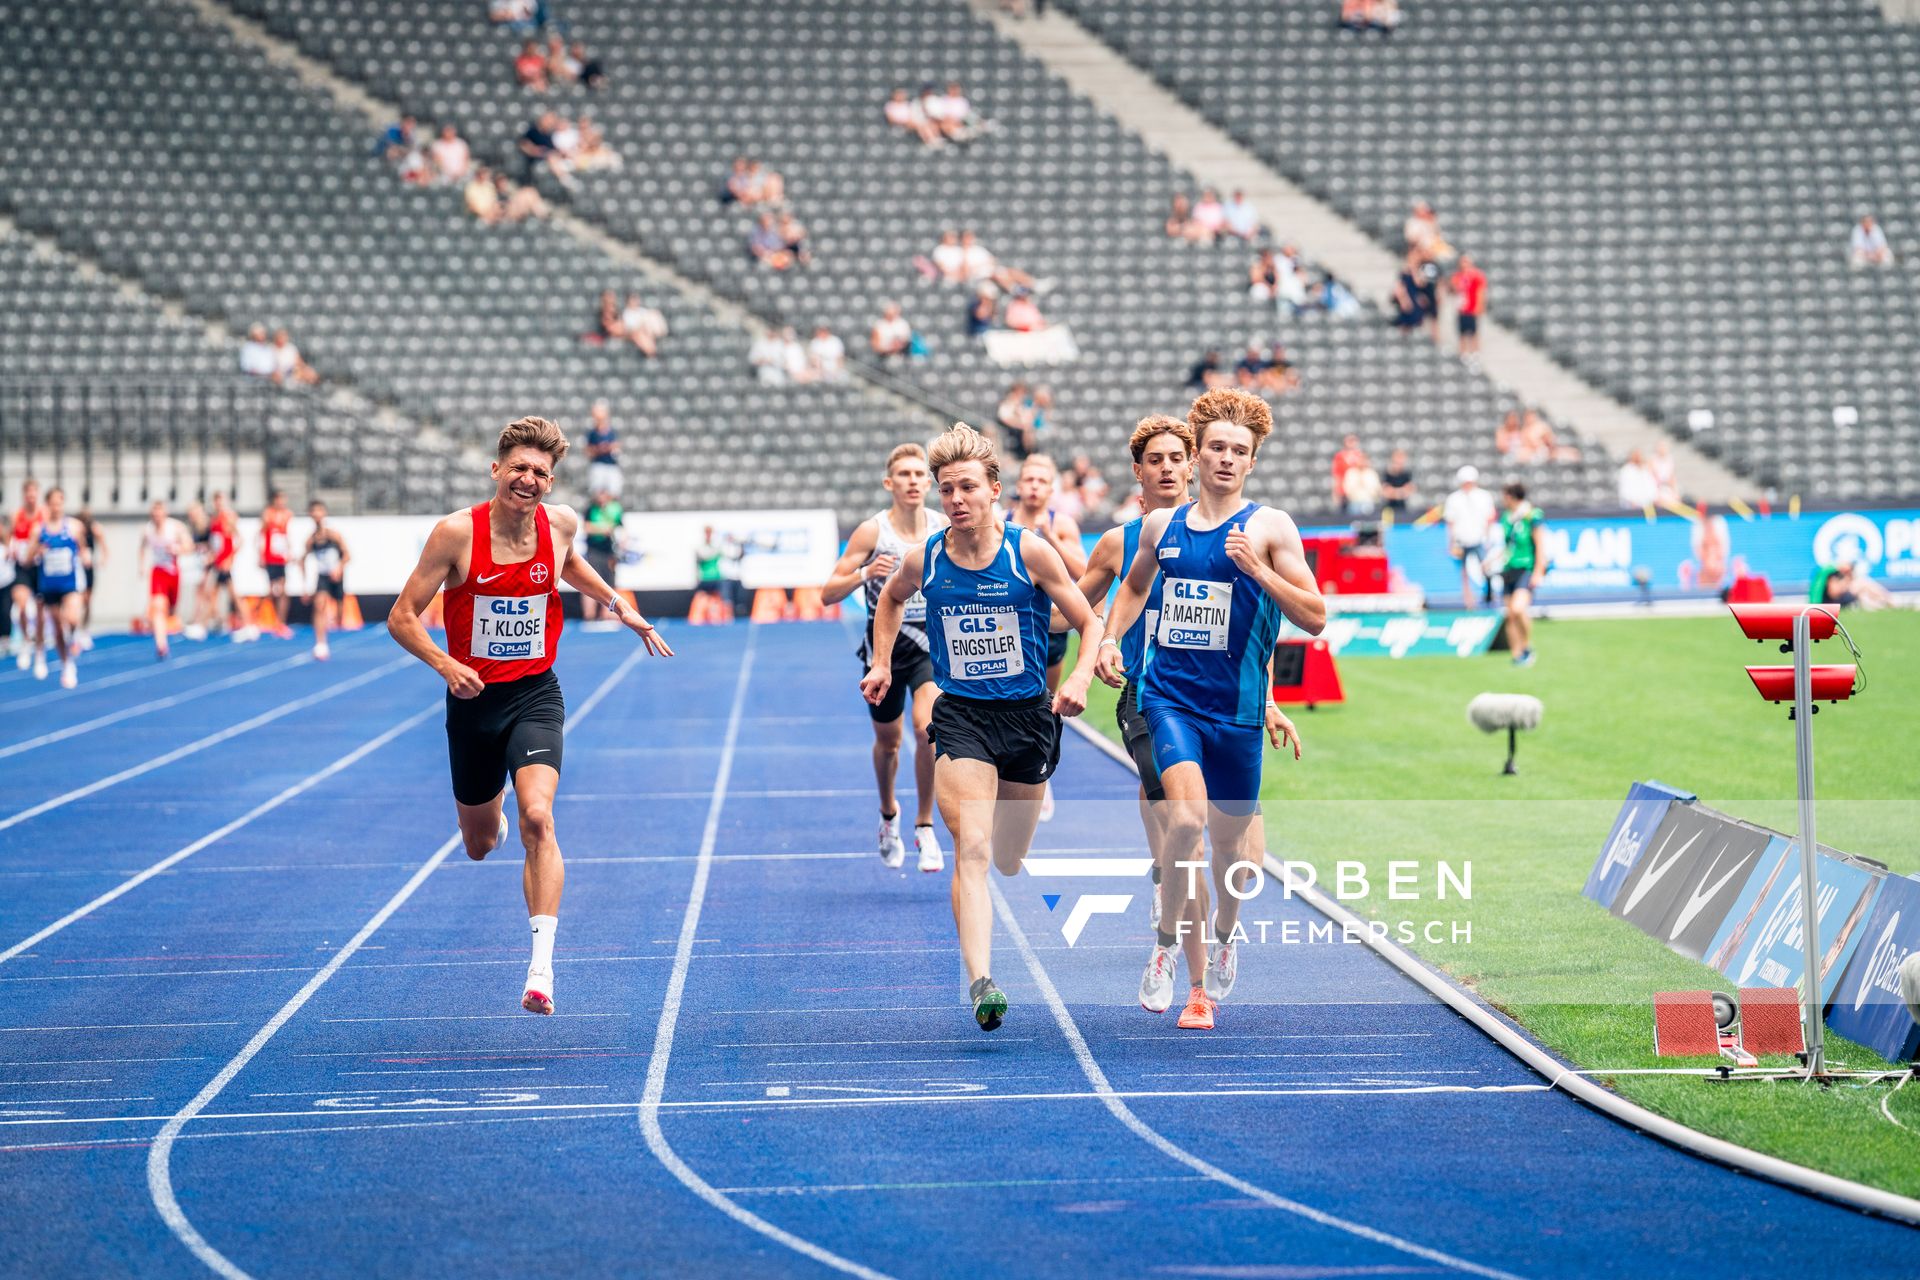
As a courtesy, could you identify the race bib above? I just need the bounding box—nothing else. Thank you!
[268,529,289,558]
[1156,578,1232,650]
[471,594,547,662]
[902,589,928,624]
[942,609,1025,682]
[41,547,74,578]
[317,547,342,575]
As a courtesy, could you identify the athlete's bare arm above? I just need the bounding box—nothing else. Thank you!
[859,543,925,706]
[1094,507,1174,687]
[821,518,883,607]
[551,504,673,657]
[334,529,351,577]
[1048,510,1088,579]
[1225,508,1325,635]
[1020,532,1101,717]
[1054,525,1121,634]
[1264,652,1302,760]
[390,510,485,698]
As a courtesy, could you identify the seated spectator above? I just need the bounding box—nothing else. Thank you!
[570,114,621,171]
[519,111,565,181]
[1186,349,1227,390]
[271,329,319,387]
[573,43,606,91]
[966,285,998,338]
[997,381,1036,451]
[496,171,548,221]
[465,166,502,222]
[1617,449,1658,509]
[1391,250,1434,337]
[1495,409,1524,458]
[545,35,576,87]
[869,302,917,360]
[1404,201,1446,257]
[547,115,584,187]
[749,329,790,385]
[585,402,622,497]
[1330,433,1366,504]
[926,80,988,143]
[1260,341,1301,394]
[1190,188,1227,243]
[1338,0,1370,30]
[1818,561,1894,611]
[593,289,628,345]
[929,229,967,283]
[1272,243,1310,310]
[1003,289,1045,333]
[489,0,541,33]
[748,212,794,269]
[1110,487,1145,524]
[1649,441,1678,503]
[515,40,549,92]
[722,157,785,207]
[884,87,942,147]
[1380,448,1416,517]
[1233,342,1270,389]
[1222,189,1261,241]
[620,292,667,357]
[1521,409,1579,462]
[1249,248,1281,300]
[1316,273,1363,316]
[1342,452,1382,516]
[777,210,812,267]
[808,326,847,382]
[394,144,430,185]
[374,115,416,161]
[429,123,471,184]
[1166,193,1197,240]
[1065,453,1108,518]
[960,230,1037,293]
[778,327,815,384]
[1850,216,1894,268]
[239,324,276,378]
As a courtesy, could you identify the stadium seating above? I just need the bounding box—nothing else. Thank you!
[214,0,1623,515]
[1058,0,1920,501]
[0,0,920,526]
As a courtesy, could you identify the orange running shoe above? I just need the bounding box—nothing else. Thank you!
[1176,987,1215,1031]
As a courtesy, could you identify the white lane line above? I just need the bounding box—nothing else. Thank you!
[0,640,239,712]
[0,1077,112,1086]
[337,1068,544,1077]
[989,878,1529,1280]
[716,1173,1210,1197]
[0,1057,206,1067]
[636,632,896,1280]
[1118,1032,1433,1041]
[0,702,440,968]
[716,1037,1029,1048]
[0,649,319,759]
[147,645,648,1280]
[0,655,413,833]
[251,1085,612,1098]
[0,1021,239,1033]
[319,1012,625,1023]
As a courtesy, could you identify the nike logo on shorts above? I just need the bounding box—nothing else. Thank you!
[476,571,506,584]
[526,748,551,757]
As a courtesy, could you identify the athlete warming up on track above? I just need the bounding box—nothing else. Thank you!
[139,500,190,661]
[863,424,1103,1033]
[389,417,675,1015]
[1097,389,1324,1030]
[1005,453,1087,823]
[258,490,295,639]
[1071,414,1196,935]
[30,488,89,688]
[823,442,950,873]
[203,492,254,643]
[303,500,350,661]
[9,479,45,670]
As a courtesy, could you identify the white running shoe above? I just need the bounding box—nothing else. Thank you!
[75,631,93,652]
[183,624,208,642]
[1139,945,1179,1013]
[16,646,31,671]
[32,652,48,681]
[313,640,330,661]
[878,814,906,869]
[1038,781,1055,823]
[59,660,76,690]
[1204,939,1238,1002]
[232,624,260,644]
[522,966,554,1016]
[915,825,944,873]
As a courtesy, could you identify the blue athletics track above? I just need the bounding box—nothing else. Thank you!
[0,620,1909,1278]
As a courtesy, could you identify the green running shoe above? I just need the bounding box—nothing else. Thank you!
[969,976,1007,1032]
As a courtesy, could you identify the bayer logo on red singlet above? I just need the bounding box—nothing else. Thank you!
[529,561,550,584]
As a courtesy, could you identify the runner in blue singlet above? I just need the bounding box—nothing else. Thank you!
[1099,390,1324,1030]
[864,424,1103,1034]
[31,487,90,689]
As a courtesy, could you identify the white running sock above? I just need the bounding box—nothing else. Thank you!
[529,915,558,973]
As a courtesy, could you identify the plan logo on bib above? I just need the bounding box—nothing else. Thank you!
[1024,856,1153,945]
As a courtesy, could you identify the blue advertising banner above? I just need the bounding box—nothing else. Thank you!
[1365,506,1920,602]
[1582,781,1697,910]
[1827,874,1920,1063]
[1704,842,1882,1003]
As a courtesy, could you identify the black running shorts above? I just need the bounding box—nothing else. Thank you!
[867,645,936,723]
[316,576,346,602]
[264,564,287,584]
[927,693,1061,786]
[445,668,566,806]
[1116,679,1166,803]
[1045,629,1070,670]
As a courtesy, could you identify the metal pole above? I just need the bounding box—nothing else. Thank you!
[1792,610,1825,1076]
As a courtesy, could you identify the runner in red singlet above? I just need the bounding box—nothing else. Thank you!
[201,493,253,642]
[258,490,295,639]
[389,417,674,1015]
[8,480,45,671]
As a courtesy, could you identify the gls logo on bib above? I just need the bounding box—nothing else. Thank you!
[943,609,1024,680]
[1157,578,1232,650]
[473,595,546,661]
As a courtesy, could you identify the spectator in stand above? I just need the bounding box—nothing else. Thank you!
[776,210,813,267]
[546,115,584,188]
[776,327,815,384]
[1392,250,1436,340]
[545,35,576,88]
[1273,243,1310,311]
[1110,487,1145,524]
[809,326,847,382]
[869,302,917,361]
[489,0,542,34]
[1330,433,1367,505]
[1342,451,1382,516]
[1404,201,1447,258]
[1850,216,1894,268]
[1379,449,1416,517]
[960,230,1037,293]
[884,86,942,147]
[519,111,565,182]
[1817,561,1895,611]
[514,40,549,92]
[1617,449,1659,510]
[1338,0,1398,33]
[1186,348,1228,390]
[465,166,502,222]
[574,43,606,91]
[749,329,789,385]
[593,290,625,344]
[926,81,988,144]
[1495,408,1524,459]
[619,292,667,357]
[580,488,624,626]
[997,381,1036,454]
[722,156,785,208]
[1449,253,1487,361]
[1249,248,1280,301]
[1166,193,1199,241]
[374,115,416,161]
[569,114,620,172]
[1004,288,1045,333]
[1065,452,1109,519]
[1222,188,1261,242]
[1189,188,1226,243]
[1233,342,1269,390]
[1261,341,1301,394]
[1649,440,1678,503]
[271,329,319,386]
[928,229,967,283]
[239,324,276,378]
[1443,465,1498,609]
[748,212,795,270]
[585,402,622,496]
[966,285,998,338]
[495,171,548,221]
[1521,408,1579,462]
[429,123,470,184]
